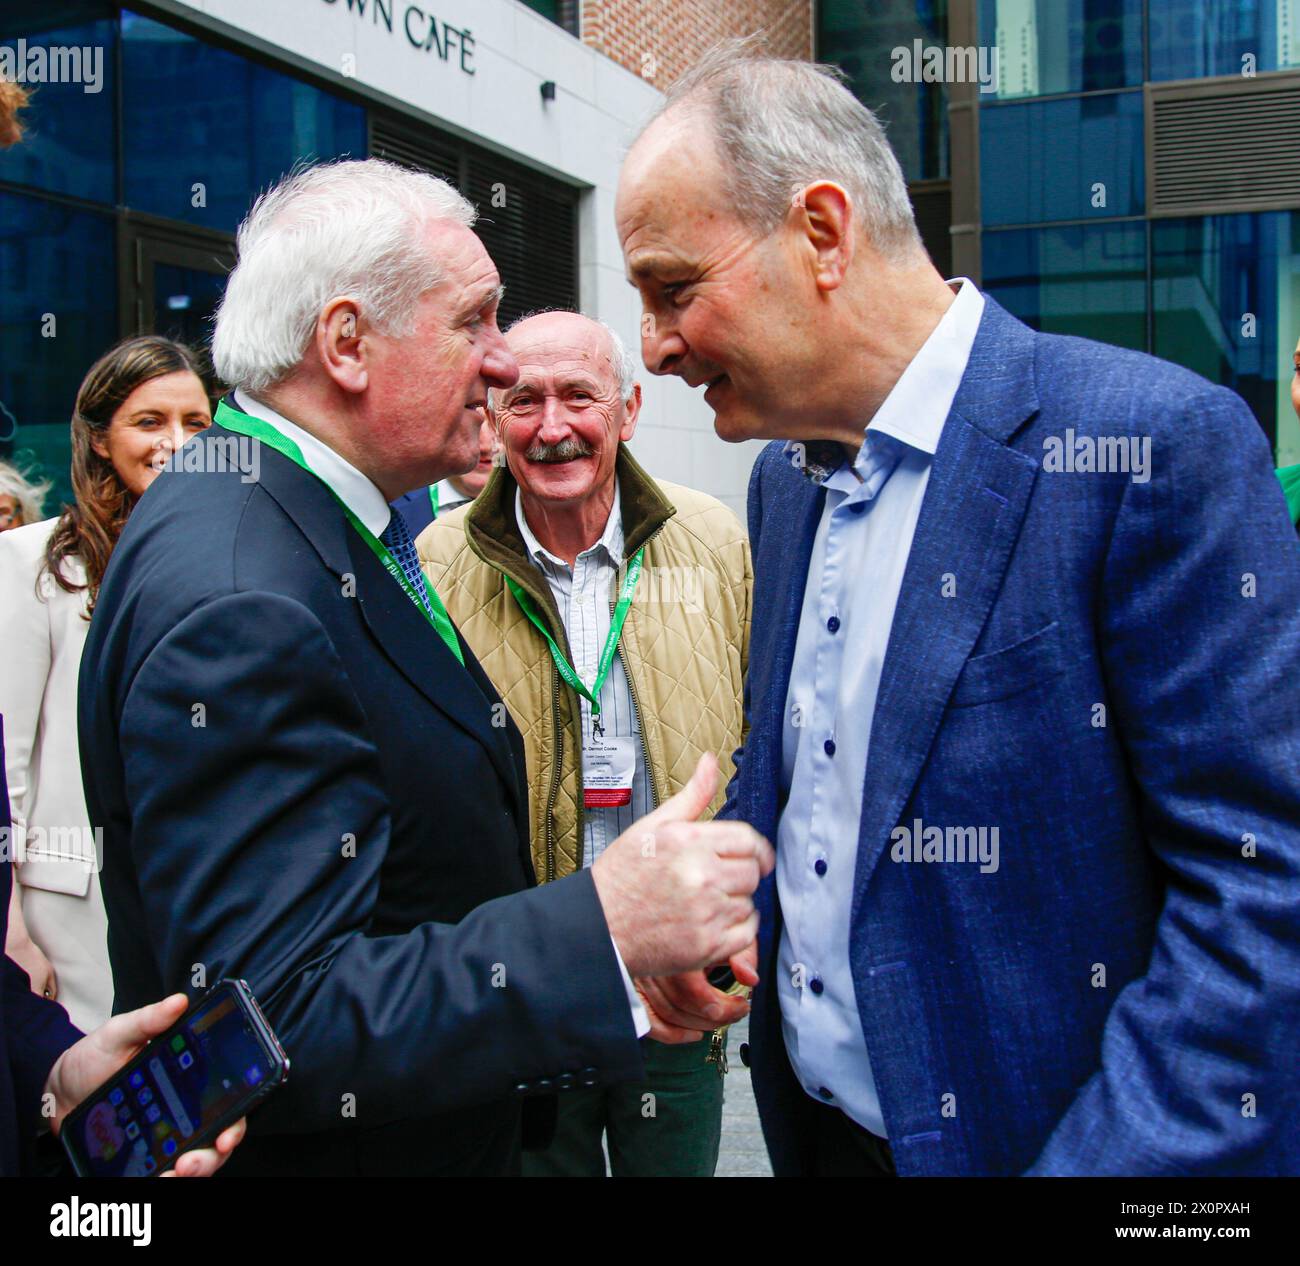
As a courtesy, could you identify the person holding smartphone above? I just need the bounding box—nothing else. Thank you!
[1,718,244,1177]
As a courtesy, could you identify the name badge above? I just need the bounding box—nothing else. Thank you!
[583,734,636,808]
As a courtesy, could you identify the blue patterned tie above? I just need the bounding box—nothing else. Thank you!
[380,511,436,624]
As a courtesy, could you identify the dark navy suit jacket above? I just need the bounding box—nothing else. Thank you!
[726,297,1300,1176]
[390,485,437,541]
[78,418,643,1176]
[1,719,81,1176]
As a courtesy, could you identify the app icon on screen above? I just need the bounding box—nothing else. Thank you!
[178,1050,194,1070]
[125,1120,139,1140]
[129,1071,144,1088]
[170,1034,186,1053]
[145,1104,161,1123]
[244,1065,263,1086]
[109,1088,124,1106]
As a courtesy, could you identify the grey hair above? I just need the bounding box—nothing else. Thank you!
[489,311,638,410]
[637,36,923,260]
[0,457,50,526]
[212,158,477,392]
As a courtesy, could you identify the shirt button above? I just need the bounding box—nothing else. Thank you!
[823,738,836,757]
[810,976,824,995]
[826,615,840,634]
[818,1086,835,1100]
[814,858,828,877]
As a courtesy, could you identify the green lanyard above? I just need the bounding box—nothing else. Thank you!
[507,548,643,718]
[428,483,440,519]
[215,400,464,666]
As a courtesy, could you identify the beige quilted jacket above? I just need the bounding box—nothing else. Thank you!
[417,446,751,883]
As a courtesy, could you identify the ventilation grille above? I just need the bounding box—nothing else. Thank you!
[1148,73,1300,217]
[370,114,578,325]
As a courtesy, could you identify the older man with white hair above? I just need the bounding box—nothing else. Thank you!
[420,310,752,1176]
[77,159,772,1178]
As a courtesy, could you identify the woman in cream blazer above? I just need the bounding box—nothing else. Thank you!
[0,522,107,1031]
[1,335,211,1032]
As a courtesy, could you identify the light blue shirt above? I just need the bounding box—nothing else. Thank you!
[775,279,985,1137]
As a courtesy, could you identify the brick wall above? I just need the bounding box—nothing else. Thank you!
[581,0,814,88]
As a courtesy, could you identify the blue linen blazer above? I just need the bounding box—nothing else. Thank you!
[726,296,1300,1176]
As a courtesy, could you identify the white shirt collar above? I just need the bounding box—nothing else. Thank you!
[434,478,474,513]
[515,481,624,570]
[232,389,391,537]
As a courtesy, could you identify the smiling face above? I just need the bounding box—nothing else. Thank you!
[493,312,639,509]
[359,219,518,494]
[450,410,500,498]
[90,370,212,499]
[616,111,822,444]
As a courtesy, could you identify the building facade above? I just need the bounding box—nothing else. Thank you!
[0,0,815,519]
[819,0,1300,465]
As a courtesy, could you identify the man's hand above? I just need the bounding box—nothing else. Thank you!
[592,753,773,979]
[44,993,246,1177]
[636,940,759,1038]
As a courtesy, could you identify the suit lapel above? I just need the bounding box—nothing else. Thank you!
[347,531,525,816]
[750,457,825,847]
[850,297,1042,920]
[251,434,523,816]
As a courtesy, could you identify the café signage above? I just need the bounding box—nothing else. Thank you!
[321,0,476,75]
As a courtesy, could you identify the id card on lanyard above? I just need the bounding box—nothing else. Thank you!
[506,552,645,810]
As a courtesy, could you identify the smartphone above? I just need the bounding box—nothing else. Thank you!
[60,978,289,1178]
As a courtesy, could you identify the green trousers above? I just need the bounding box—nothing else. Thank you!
[522,1038,724,1177]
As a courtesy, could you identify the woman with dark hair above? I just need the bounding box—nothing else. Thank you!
[0,336,211,1030]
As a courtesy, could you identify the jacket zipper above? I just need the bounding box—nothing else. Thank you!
[544,659,563,883]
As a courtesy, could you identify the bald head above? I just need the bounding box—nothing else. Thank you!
[495,311,636,408]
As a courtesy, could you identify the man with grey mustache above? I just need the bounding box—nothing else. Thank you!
[419,310,753,1175]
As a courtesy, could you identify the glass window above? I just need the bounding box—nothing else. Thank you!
[979,0,1144,99]
[520,0,579,34]
[121,12,367,234]
[0,190,116,512]
[0,3,115,204]
[818,0,950,182]
[981,91,1144,226]
[1153,212,1300,451]
[982,221,1147,349]
[1149,0,1300,82]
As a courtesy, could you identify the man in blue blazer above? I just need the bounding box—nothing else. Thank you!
[78,160,767,1177]
[616,48,1300,1175]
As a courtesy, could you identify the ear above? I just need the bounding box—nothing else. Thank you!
[618,382,642,444]
[792,181,854,292]
[316,298,367,394]
[90,432,109,460]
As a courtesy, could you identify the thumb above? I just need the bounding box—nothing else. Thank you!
[644,751,719,828]
[99,992,189,1056]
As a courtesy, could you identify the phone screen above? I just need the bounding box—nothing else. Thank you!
[65,985,280,1177]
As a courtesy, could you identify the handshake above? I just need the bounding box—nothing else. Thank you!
[590,752,775,1043]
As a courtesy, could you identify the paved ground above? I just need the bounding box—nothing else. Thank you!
[716,1016,773,1177]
